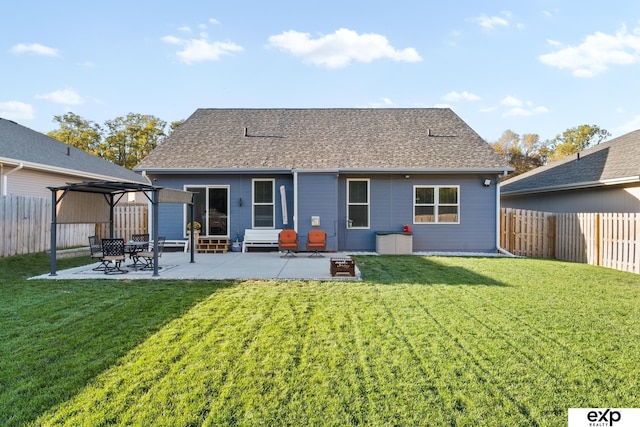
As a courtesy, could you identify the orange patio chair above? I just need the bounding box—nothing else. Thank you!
[306,229,327,257]
[279,229,298,257]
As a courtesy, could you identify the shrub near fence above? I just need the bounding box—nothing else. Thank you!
[0,195,147,258]
[501,208,640,274]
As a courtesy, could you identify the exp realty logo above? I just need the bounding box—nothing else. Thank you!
[569,408,640,427]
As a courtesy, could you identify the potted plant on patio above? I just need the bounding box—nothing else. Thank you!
[187,221,201,240]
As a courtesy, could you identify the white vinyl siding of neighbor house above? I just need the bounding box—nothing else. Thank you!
[414,185,460,224]
[347,178,369,229]
[252,178,275,228]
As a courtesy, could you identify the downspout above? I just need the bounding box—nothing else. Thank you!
[3,162,24,195]
[293,170,298,233]
[141,170,152,184]
[495,172,515,257]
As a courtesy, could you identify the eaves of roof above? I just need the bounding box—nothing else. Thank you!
[136,166,513,175]
[501,175,640,197]
[0,156,148,184]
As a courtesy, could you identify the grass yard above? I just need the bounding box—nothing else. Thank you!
[1,254,639,426]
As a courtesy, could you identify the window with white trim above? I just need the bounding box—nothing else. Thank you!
[414,185,459,223]
[347,179,369,228]
[253,179,275,228]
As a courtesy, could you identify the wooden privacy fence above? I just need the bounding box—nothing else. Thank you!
[501,208,640,274]
[96,203,148,240]
[0,195,147,258]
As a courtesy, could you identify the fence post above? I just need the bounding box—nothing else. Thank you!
[548,215,556,259]
[595,213,601,266]
[509,211,515,253]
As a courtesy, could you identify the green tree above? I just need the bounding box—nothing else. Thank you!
[492,130,550,176]
[100,113,167,169]
[47,112,102,155]
[169,119,184,134]
[549,124,611,161]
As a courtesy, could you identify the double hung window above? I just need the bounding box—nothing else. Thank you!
[347,179,369,228]
[414,186,459,223]
[253,179,275,228]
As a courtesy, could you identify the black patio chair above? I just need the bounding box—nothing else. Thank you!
[127,233,150,268]
[139,236,166,270]
[88,235,107,271]
[130,233,149,249]
[101,238,128,275]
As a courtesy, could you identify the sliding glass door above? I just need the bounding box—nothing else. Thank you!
[186,186,229,237]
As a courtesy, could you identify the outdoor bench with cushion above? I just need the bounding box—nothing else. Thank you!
[242,229,282,252]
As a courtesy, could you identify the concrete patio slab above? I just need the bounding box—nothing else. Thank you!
[31,251,362,281]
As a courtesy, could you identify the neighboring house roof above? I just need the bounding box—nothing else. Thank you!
[0,117,146,183]
[135,108,511,173]
[501,129,640,196]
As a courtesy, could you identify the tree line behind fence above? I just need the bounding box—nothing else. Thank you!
[0,195,147,258]
[501,208,640,274]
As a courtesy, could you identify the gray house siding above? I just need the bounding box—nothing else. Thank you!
[502,184,640,213]
[151,173,294,242]
[152,172,498,252]
[337,174,498,252]
[296,172,339,251]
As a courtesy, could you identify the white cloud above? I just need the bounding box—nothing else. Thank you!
[161,34,243,64]
[178,26,192,33]
[364,97,396,108]
[209,18,220,25]
[442,91,481,102]
[267,28,422,68]
[10,43,60,57]
[161,35,182,45]
[0,101,35,120]
[539,24,640,77]
[500,95,523,107]
[500,96,548,116]
[35,88,84,105]
[476,13,509,30]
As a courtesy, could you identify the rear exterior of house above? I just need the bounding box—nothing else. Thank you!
[135,108,512,253]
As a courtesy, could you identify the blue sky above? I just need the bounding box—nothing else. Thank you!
[2,1,640,143]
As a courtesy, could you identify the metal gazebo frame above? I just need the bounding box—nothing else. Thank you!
[48,181,195,277]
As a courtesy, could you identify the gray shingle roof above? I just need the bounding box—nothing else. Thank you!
[0,118,146,183]
[501,129,640,195]
[135,108,510,171]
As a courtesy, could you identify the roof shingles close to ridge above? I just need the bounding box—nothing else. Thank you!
[501,129,640,194]
[136,108,509,171]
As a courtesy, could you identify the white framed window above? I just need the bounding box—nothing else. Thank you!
[414,185,460,224]
[347,178,370,229]
[252,179,275,228]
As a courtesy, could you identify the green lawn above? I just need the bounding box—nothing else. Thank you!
[1,254,639,426]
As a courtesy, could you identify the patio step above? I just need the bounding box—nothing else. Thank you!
[197,238,230,253]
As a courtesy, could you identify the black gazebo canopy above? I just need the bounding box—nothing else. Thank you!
[48,181,195,277]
